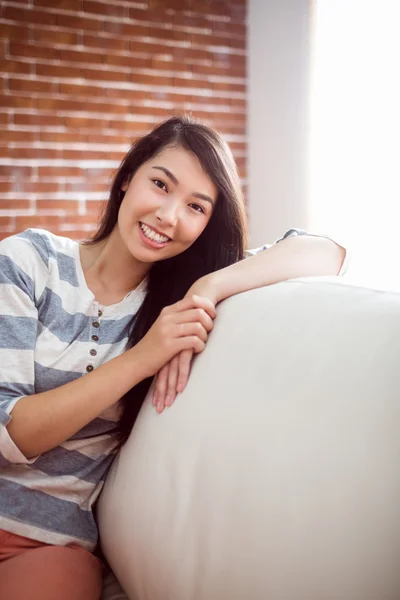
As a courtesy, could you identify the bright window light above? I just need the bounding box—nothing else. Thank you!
[308,0,400,287]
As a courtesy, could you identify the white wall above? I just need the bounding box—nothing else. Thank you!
[248,0,312,246]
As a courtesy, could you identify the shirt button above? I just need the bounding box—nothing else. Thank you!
[92,335,99,342]
[92,321,100,328]
[90,349,97,357]
[86,365,94,373]
[98,309,103,317]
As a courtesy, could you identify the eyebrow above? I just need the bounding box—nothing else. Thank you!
[152,165,215,207]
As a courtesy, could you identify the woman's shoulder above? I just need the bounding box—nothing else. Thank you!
[245,228,308,257]
[0,228,77,268]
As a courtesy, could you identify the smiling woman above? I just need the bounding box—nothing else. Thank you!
[0,116,345,599]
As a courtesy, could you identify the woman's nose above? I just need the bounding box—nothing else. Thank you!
[155,200,179,227]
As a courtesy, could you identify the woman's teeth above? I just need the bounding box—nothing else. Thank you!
[140,223,170,243]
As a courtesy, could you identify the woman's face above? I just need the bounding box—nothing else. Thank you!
[117,145,217,263]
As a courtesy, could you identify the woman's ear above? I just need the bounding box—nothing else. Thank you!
[121,181,129,192]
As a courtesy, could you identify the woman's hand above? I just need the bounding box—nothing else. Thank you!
[134,295,216,381]
[152,275,219,413]
[152,349,193,413]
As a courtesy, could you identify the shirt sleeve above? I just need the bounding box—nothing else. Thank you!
[0,231,49,466]
[244,228,349,276]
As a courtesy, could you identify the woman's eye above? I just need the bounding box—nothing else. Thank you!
[189,203,205,214]
[153,179,167,191]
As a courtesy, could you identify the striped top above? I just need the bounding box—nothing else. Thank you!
[0,229,147,550]
[0,227,346,551]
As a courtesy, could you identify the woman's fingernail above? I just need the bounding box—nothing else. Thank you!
[165,395,173,406]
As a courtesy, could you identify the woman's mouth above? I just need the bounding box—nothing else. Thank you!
[138,222,172,248]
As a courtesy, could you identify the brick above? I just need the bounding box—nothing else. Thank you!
[14,113,65,127]
[172,47,210,62]
[212,81,246,93]
[36,96,129,115]
[83,33,129,52]
[173,76,213,90]
[0,181,13,193]
[194,63,245,78]
[62,214,102,225]
[0,199,31,210]
[63,228,96,240]
[39,131,88,143]
[38,166,83,177]
[36,63,129,82]
[34,0,81,9]
[150,58,189,74]
[131,73,173,87]
[148,25,188,44]
[0,166,33,178]
[189,32,246,51]
[104,21,149,38]
[19,181,61,194]
[15,215,62,230]
[0,23,31,41]
[82,0,125,18]
[85,199,107,213]
[61,149,124,161]
[58,81,148,102]
[8,77,58,94]
[129,40,173,57]
[148,0,188,11]
[0,216,13,228]
[212,21,246,37]
[9,41,57,61]
[190,0,246,20]
[3,6,58,26]
[165,11,209,30]
[0,114,9,125]
[32,28,80,46]
[0,59,32,75]
[64,115,106,129]
[0,95,36,110]
[57,13,102,31]
[105,54,150,70]
[59,48,103,65]
[36,199,80,213]
[9,147,63,159]
[0,129,36,142]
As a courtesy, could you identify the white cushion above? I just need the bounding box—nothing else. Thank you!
[98,277,400,600]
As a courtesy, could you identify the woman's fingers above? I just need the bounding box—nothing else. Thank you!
[153,363,169,407]
[168,295,216,320]
[176,349,193,394]
[175,308,214,332]
[177,321,208,343]
[163,354,180,409]
[157,350,193,412]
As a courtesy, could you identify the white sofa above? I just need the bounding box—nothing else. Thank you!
[98,277,400,600]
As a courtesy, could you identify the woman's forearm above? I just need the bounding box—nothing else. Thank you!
[209,235,346,303]
[8,346,145,458]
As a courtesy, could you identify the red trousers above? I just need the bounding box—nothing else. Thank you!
[0,529,103,600]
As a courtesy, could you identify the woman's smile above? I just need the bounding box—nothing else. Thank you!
[138,222,172,249]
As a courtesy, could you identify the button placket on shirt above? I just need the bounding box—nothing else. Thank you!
[86,305,103,373]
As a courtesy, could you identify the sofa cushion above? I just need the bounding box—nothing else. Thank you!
[98,277,400,600]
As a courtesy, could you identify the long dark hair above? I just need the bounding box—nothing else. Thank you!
[89,116,248,443]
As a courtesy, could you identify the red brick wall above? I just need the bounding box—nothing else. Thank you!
[0,0,247,241]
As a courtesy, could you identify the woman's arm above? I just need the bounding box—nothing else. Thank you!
[193,234,346,304]
[153,235,346,412]
[4,295,215,459]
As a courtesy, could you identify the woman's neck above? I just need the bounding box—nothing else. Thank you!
[79,230,150,305]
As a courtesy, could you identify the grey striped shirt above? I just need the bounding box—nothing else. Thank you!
[0,229,147,550]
